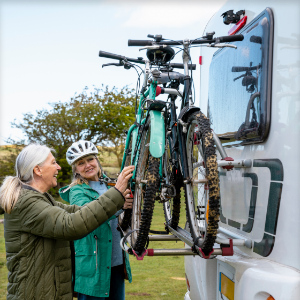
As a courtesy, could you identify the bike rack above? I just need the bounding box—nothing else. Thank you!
[120,224,253,260]
[148,235,181,241]
[212,131,252,170]
[119,124,253,260]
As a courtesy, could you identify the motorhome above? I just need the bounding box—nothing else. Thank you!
[184,1,300,299]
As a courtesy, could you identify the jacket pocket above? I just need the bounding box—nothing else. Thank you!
[75,244,97,278]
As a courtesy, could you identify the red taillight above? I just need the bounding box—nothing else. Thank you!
[185,273,190,291]
[199,56,202,65]
[228,16,247,35]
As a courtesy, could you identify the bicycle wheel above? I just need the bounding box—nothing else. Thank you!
[131,121,160,255]
[163,138,182,229]
[118,134,133,232]
[185,112,220,256]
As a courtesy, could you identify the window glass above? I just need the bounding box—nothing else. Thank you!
[208,9,273,146]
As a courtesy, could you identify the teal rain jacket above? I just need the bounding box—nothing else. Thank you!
[59,183,132,298]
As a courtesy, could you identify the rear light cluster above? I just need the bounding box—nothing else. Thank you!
[228,16,247,35]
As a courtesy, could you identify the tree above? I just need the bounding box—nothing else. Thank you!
[1,86,136,194]
[0,143,25,183]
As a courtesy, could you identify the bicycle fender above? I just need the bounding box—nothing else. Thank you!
[149,110,165,158]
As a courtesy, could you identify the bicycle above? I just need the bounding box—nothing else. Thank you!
[99,32,244,259]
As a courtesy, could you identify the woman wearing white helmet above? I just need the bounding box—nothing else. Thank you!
[59,140,133,300]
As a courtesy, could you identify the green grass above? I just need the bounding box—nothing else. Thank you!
[125,197,187,300]
[0,215,7,299]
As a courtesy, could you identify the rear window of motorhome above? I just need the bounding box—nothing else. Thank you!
[208,8,274,146]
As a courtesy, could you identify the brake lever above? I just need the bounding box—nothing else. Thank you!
[102,62,122,68]
[139,45,168,51]
[207,43,237,49]
[102,61,132,70]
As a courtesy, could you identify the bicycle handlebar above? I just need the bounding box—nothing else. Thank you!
[128,34,244,46]
[99,50,196,70]
[128,40,153,47]
[99,51,145,64]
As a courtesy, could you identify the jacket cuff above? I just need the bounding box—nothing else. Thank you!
[113,187,125,201]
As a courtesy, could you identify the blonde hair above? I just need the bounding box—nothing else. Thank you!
[0,144,53,213]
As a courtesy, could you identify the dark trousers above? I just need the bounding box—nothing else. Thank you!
[77,264,125,300]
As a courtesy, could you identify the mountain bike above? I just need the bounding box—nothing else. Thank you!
[99,32,244,258]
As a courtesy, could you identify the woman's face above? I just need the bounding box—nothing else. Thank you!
[75,155,100,181]
[39,153,61,189]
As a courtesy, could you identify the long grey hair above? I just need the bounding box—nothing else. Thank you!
[0,144,53,213]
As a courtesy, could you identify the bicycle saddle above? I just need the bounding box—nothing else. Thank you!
[146,46,175,64]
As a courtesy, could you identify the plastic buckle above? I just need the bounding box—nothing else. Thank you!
[221,239,234,256]
[132,248,148,261]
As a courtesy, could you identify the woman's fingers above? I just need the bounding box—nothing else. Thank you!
[123,197,133,209]
[123,189,132,197]
[115,166,135,194]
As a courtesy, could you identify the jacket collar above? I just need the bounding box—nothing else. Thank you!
[22,184,55,206]
[22,184,40,192]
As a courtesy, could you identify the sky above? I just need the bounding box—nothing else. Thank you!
[0,0,226,145]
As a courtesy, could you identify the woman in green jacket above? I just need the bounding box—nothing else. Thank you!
[59,140,133,300]
[0,143,134,300]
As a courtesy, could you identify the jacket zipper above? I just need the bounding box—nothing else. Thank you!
[94,235,98,270]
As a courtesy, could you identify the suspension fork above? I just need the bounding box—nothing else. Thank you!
[169,96,179,170]
[182,39,192,107]
[177,124,189,180]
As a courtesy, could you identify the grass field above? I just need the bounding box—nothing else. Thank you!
[0,200,188,299]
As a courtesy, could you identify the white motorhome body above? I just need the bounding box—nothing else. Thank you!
[184,1,300,299]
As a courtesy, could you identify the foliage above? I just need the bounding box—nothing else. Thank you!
[0,86,135,194]
[0,144,25,183]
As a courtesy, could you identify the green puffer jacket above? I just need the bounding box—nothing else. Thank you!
[0,185,124,300]
[59,183,132,297]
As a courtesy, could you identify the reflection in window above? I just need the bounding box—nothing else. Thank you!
[208,9,273,146]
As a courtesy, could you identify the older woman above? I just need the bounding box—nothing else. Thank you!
[59,140,133,300]
[0,143,134,300]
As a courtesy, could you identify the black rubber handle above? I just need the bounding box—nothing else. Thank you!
[99,51,146,65]
[128,40,153,46]
[169,63,196,70]
[218,34,244,43]
[99,51,125,61]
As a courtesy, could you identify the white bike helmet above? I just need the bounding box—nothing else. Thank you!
[66,140,98,165]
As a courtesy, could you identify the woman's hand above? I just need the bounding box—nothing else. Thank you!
[123,189,133,209]
[115,166,135,194]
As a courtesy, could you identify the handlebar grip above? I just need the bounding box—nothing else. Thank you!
[218,34,244,43]
[169,63,196,70]
[99,50,125,61]
[128,40,153,46]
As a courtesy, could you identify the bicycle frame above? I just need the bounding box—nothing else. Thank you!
[121,41,195,184]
